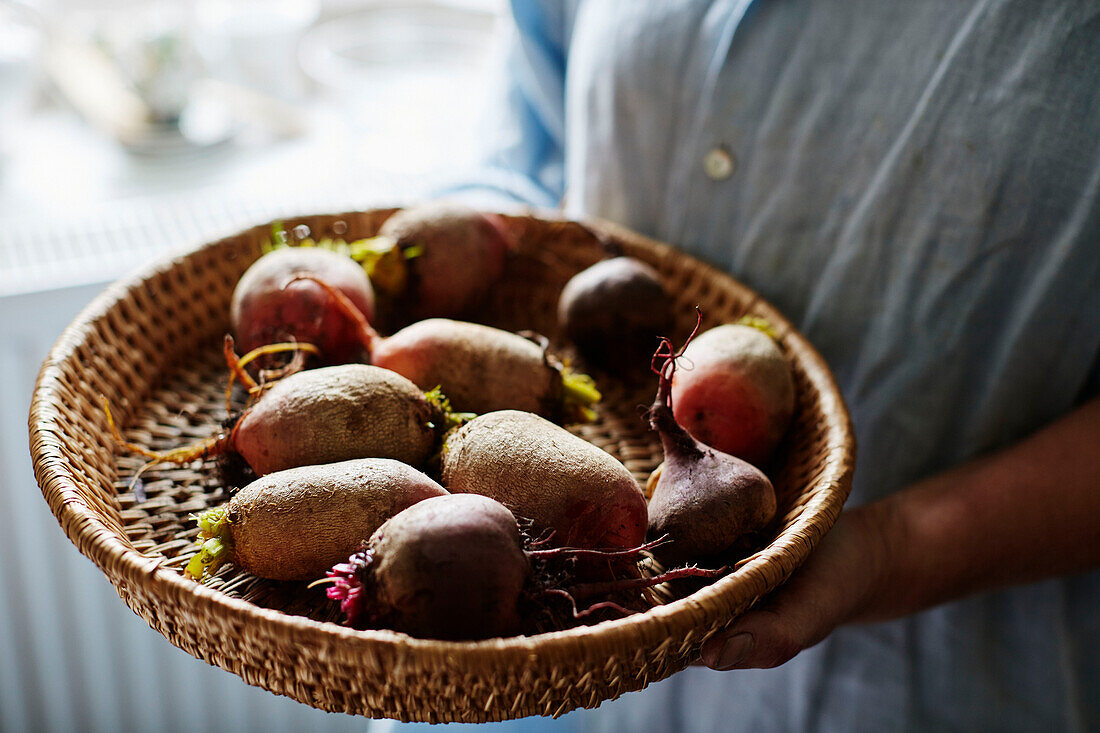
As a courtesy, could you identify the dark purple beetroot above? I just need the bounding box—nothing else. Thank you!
[328,494,529,640]
[646,338,778,565]
[558,257,675,370]
[324,494,726,640]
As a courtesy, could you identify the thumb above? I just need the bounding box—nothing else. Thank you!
[699,588,834,671]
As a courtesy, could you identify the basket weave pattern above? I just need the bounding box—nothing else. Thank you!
[30,211,854,722]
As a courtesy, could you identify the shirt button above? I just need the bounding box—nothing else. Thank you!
[703,146,735,180]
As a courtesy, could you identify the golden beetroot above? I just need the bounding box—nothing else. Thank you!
[372,319,599,421]
[113,364,452,478]
[229,364,442,475]
[286,277,602,423]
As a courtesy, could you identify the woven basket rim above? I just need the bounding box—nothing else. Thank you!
[29,208,855,697]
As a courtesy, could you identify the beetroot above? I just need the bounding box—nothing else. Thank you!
[671,321,795,466]
[231,246,376,364]
[109,364,455,478]
[291,275,601,422]
[228,364,449,475]
[360,203,516,328]
[324,494,724,640]
[441,410,647,551]
[646,337,778,565]
[371,319,600,420]
[558,256,675,370]
[329,494,528,640]
[186,458,448,582]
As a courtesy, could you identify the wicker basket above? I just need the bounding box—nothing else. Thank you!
[29,210,854,723]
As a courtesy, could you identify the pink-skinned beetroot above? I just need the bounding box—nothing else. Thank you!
[323,494,725,640]
[670,321,795,467]
[362,204,516,328]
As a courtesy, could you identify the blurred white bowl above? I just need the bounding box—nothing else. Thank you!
[297,1,500,172]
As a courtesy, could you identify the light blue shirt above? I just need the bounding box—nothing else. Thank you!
[429,1,1100,731]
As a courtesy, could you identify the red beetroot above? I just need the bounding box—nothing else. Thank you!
[231,246,376,364]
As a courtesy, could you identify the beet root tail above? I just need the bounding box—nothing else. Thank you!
[285,274,382,360]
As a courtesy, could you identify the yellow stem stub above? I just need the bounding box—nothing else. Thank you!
[187,506,233,581]
[350,236,409,296]
[735,315,780,342]
[560,369,602,423]
[186,537,229,581]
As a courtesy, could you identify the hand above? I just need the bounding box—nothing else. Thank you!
[698,397,1100,671]
[699,505,897,670]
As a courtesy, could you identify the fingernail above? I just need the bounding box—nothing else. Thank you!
[714,632,754,670]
